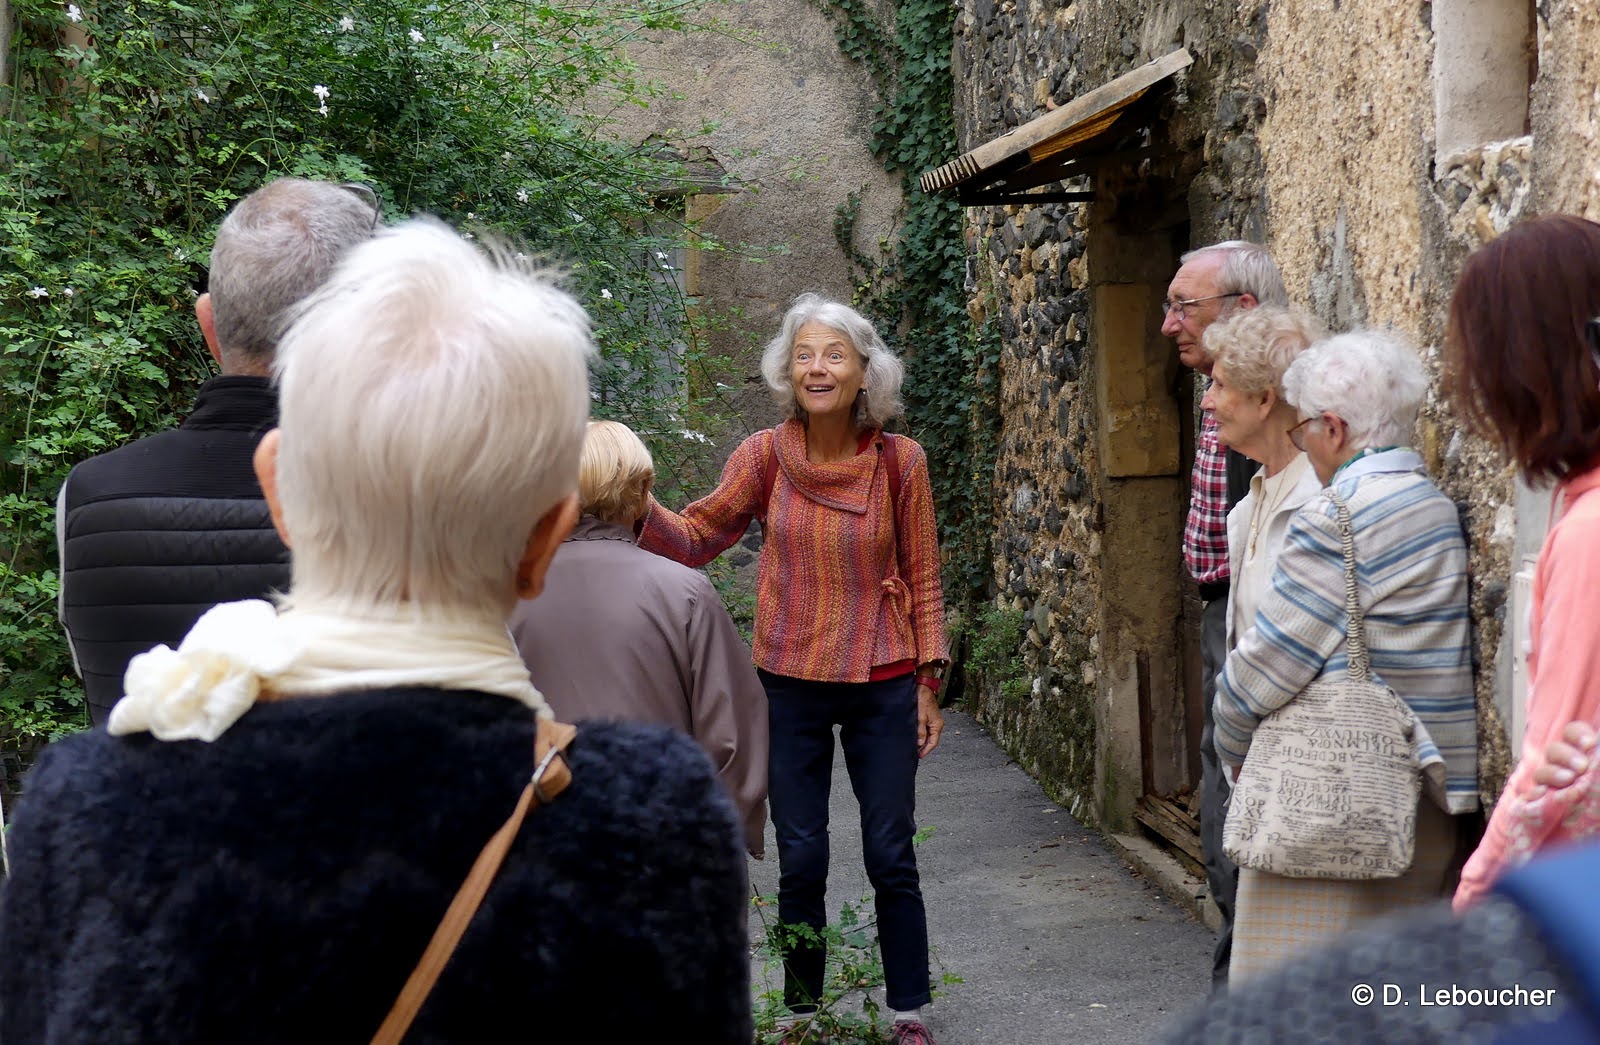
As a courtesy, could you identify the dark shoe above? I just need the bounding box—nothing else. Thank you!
[890,1020,936,1045]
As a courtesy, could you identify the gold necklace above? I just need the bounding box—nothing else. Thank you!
[1247,460,1301,558]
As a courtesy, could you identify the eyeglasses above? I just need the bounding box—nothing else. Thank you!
[1287,416,1317,452]
[339,182,383,232]
[1160,293,1243,321]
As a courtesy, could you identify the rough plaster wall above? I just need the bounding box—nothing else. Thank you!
[609,0,902,439]
[1252,0,1431,330]
[1531,0,1600,218]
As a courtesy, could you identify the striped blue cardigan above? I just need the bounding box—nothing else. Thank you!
[1214,449,1480,815]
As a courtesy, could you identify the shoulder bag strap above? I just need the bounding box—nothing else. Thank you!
[759,427,781,526]
[1327,491,1371,683]
[370,718,578,1045]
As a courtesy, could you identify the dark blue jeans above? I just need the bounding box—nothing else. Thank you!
[760,669,931,1013]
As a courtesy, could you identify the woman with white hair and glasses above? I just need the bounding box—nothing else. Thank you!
[1212,329,1479,983]
[640,292,947,1045]
[0,220,753,1043]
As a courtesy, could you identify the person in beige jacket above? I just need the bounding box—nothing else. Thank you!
[510,420,769,856]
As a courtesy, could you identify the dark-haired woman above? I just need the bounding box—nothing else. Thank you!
[1451,214,1600,908]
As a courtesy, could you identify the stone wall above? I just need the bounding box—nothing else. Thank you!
[954,0,1271,826]
[611,0,902,447]
[953,0,1600,826]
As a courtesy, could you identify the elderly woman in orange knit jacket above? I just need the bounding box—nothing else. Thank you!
[641,292,947,1045]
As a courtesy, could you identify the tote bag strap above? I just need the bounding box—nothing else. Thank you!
[1327,490,1372,683]
[370,718,578,1045]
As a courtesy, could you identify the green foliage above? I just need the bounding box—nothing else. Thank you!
[753,893,891,1044]
[0,0,737,768]
[811,0,1004,617]
[966,603,1029,708]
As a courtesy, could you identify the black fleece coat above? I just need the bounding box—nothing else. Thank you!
[0,688,753,1044]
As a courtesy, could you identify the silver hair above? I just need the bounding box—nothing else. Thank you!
[1281,328,1427,451]
[759,293,904,429]
[1181,240,1290,312]
[272,218,594,620]
[209,178,376,364]
[1202,306,1326,399]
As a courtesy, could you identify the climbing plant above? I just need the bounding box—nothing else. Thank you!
[0,0,738,773]
[810,0,1003,620]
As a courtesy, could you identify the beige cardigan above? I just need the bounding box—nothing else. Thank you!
[1224,453,1322,650]
[510,516,769,856]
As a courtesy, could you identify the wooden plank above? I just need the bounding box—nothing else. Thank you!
[1134,802,1203,862]
[1133,807,1206,878]
[918,47,1192,194]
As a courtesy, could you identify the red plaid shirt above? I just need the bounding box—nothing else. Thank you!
[1183,410,1230,585]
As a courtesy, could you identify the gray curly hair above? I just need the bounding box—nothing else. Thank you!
[760,293,905,429]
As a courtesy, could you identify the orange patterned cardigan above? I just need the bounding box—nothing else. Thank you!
[640,420,947,684]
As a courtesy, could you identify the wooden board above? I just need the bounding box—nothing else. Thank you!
[918,47,1193,195]
[1134,794,1206,880]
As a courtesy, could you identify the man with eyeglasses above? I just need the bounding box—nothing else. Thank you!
[1160,239,1289,989]
[56,178,380,725]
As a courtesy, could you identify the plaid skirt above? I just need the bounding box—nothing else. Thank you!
[1230,795,1460,985]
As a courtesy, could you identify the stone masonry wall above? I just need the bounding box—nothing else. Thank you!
[955,0,1271,824]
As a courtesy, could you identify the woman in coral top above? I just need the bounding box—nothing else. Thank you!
[1450,215,1600,910]
[641,292,948,1045]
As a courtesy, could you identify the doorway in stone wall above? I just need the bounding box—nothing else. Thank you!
[1086,204,1205,875]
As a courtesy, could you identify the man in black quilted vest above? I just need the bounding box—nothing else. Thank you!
[56,178,378,725]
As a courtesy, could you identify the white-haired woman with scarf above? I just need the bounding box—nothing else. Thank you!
[0,220,752,1043]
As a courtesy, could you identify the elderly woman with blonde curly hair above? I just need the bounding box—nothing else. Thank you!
[1213,329,1479,983]
[641,292,947,1044]
[510,419,769,857]
[1200,306,1325,652]
[0,220,753,1043]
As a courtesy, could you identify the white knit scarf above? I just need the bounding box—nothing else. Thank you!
[107,599,549,742]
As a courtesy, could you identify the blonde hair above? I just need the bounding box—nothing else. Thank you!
[272,218,593,621]
[579,420,655,524]
[1203,306,1326,400]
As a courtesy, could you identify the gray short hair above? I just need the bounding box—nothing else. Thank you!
[1181,240,1290,311]
[1281,328,1427,451]
[209,178,376,364]
[760,293,904,429]
[273,219,594,619]
[1202,306,1325,399]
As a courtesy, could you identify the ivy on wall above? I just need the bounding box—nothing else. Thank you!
[811,0,1003,629]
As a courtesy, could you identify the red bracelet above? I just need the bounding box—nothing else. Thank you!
[915,675,942,694]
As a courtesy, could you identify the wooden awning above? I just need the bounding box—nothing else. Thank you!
[919,47,1193,205]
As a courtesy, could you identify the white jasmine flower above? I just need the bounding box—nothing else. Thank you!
[109,600,301,742]
[339,14,355,31]
[492,40,501,51]
[516,188,529,203]
[26,286,48,299]
[173,248,188,262]
[463,231,475,240]
[600,288,613,300]
[196,89,210,103]
[63,287,75,298]
[467,212,476,220]
[66,4,82,22]
[514,252,528,261]
[409,27,424,43]
[312,84,330,101]
[655,251,668,261]
[569,210,584,224]
[677,429,712,445]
